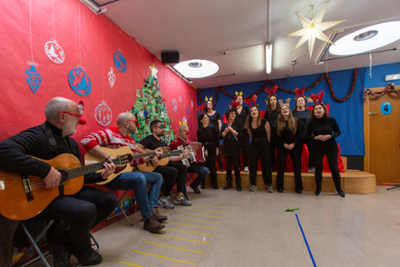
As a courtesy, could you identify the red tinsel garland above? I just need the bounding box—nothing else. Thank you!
[363,83,400,102]
[197,69,359,106]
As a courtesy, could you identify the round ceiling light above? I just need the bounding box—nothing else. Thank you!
[329,21,400,56]
[174,59,219,78]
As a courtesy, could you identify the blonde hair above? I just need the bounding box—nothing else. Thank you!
[277,107,297,136]
[245,106,262,129]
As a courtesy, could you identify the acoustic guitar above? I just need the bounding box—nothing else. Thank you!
[136,148,184,172]
[84,146,160,185]
[0,152,132,221]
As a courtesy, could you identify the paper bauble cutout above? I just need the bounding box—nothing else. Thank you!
[25,64,42,94]
[95,102,112,126]
[68,67,92,96]
[108,67,116,88]
[44,39,65,64]
[113,51,127,73]
[172,99,178,112]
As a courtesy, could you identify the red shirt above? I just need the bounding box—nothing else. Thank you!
[169,137,191,151]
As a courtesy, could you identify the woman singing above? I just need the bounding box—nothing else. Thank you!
[276,104,303,193]
[306,93,345,198]
[197,114,220,189]
[245,103,273,192]
[221,105,242,191]
[292,89,315,173]
[205,100,224,172]
[264,86,280,169]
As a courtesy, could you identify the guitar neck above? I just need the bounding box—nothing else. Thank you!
[159,150,183,160]
[131,151,155,161]
[67,157,124,179]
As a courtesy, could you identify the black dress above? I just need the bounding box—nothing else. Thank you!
[221,121,241,183]
[248,119,272,186]
[206,111,223,170]
[197,125,220,187]
[306,117,343,193]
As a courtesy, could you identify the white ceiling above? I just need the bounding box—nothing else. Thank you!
[102,0,400,89]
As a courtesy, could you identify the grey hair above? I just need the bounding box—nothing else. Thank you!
[44,97,71,121]
[178,125,189,132]
[117,112,132,125]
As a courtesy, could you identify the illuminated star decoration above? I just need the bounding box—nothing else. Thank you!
[285,5,345,58]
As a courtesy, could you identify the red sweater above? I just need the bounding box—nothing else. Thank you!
[169,137,191,151]
[81,127,145,166]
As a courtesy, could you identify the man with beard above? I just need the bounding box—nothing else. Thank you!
[81,112,166,233]
[0,97,118,267]
[138,120,191,209]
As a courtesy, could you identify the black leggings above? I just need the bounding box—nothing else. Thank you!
[249,140,272,186]
[205,145,217,184]
[276,144,303,192]
[313,144,342,192]
[239,133,250,168]
[225,154,241,180]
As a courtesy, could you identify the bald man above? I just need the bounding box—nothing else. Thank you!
[81,112,166,233]
[0,97,118,267]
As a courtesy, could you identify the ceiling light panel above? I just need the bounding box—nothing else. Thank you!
[174,60,219,78]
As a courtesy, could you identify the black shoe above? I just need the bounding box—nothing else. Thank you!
[48,243,73,267]
[296,190,302,194]
[74,248,102,266]
[190,184,201,194]
[315,191,321,196]
[219,168,225,172]
[223,179,232,190]
[213,184,219,189]
[337,191,346,198]
[201,184,206,189]
[277,188,283,193]
[235,179,242,191]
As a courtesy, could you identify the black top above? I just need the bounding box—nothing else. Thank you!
[221,121,241,156]
[264,110,279,127]
[139,135,167,150]
[249,119,269,140]
[306,117,341,148]
[292,109,312,140]
[226,106,250,129]
[206,111,221,132]
[276,121,301,146]
[0,121,103,183]
[197,125,219,148]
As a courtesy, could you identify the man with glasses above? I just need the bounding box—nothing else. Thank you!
[81,112,166,233]
[138,120,191,209]
[0,97,118,267]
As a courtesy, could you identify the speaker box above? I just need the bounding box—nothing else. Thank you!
[161,52,179,64]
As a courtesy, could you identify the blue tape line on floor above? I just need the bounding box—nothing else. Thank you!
[295,214,317,267]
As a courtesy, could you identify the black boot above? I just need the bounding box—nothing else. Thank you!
[201,180,206,189]
[223,178,232,190]
[212,178,219,189]
[236,178,242,191]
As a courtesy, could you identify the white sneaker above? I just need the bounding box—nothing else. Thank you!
[249,185,257,192]
[244,166,249,172]
[172,196,192,206]
[268,184,273,193]
[158,197,175,209]
[308,167,315,173]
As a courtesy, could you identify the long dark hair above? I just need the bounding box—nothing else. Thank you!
[310,103,329,120]
[277,106,297,136]
[266,95,281,114]
[197,114,207,131]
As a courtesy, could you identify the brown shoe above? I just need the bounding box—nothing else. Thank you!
[143,216,165,233]
[151,207,168,222]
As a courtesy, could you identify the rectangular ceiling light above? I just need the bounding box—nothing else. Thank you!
[265,43,273,74]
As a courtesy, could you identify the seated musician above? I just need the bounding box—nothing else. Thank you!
[81,112,166,233]
[169,125,209,194]
[0,97,118,267]
[138,120,191,208]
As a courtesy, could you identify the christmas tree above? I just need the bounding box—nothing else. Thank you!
[130,65,176,144]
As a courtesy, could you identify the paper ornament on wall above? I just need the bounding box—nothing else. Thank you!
[108,67,116,88]
[172,99,178,112]
[187,106,189,115]
[179,96,182,102]
[25,64,42,94]
[95,102,112,126]
[182,116,187,125]
[44,39,65,64]
[113,51,127,73]
[68,67,92,96]
[191,100,193,109]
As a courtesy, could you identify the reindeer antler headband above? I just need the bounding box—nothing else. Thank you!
[265,84,278,98]
[243,95,258,108]
[235,91,243,99]
[230,99,240,109]
[310,91,325,105]
[196,102,206,114]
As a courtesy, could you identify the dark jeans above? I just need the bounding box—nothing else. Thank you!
[225,154,241,180]
[313,144,342,192]
[36,186,117,252]
[205,145,217,185]
[276,144,303,192]
[239,134,250,168]
[188,164,209,187]
[249,140,272,186]
[155,162,187,196]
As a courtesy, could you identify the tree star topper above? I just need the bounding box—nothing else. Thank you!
[285,5,345,58]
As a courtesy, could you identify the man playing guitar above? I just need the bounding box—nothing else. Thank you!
[0,97,118,267]
[81,112,166,233]
[138,120,191,209]
[169,125,209,194]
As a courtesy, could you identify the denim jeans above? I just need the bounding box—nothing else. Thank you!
[106,171,163,221]
[188,164,209,187]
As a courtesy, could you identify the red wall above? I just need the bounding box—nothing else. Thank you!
[0,0,197,146]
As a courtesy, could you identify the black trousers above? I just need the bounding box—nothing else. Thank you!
[225,154,241,180]
[155,162,187,196]
[303,140,314,168]
[313,144,342,192]
[249,140,272,186]
[205,145,217,185]
[36,186,117,253]
[276,144,303,192]
[239,133,250,168]
[216,152,223,170]
[270,126,277,168]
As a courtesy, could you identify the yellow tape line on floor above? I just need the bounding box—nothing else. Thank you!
[183,213,226,219]
[118,261,143,267]
[175,217,222,224]
[168,222,219,230]
[153,234,210,244]
[132,250,198,265]
[187,209,229,214]
[193,204,232,209]
[144,241,205,254]
[163,228,214,236]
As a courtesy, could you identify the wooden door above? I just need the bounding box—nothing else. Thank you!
[368,91,400,183]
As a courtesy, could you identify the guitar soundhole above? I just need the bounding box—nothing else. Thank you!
[60,170,69,184]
